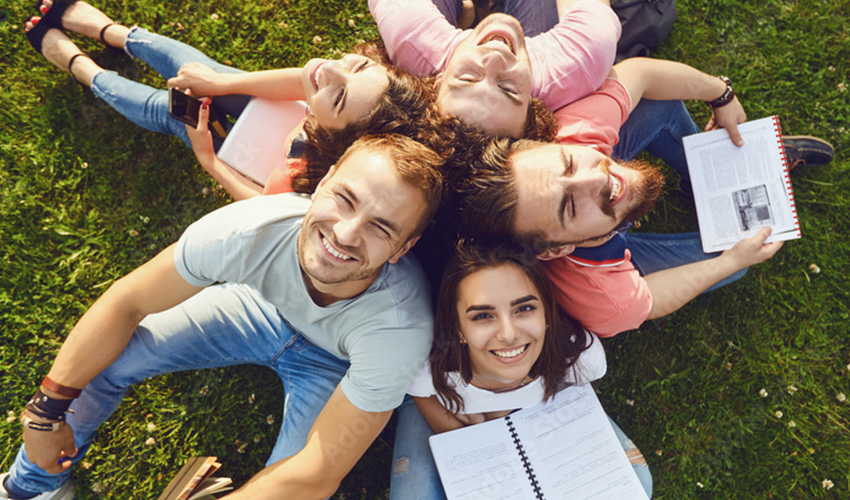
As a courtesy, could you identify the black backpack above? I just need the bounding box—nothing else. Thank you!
[611,0,677,61]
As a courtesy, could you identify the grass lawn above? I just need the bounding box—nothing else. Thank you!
[1,0,848,498]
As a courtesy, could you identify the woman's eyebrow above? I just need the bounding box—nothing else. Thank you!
[511,295,537,306]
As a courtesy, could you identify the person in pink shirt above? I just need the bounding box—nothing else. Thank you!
[368,0,620,138]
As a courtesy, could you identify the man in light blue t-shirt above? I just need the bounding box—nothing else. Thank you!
[3,134,443,500]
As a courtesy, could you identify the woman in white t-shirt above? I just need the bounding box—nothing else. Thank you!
[390,240,652,499]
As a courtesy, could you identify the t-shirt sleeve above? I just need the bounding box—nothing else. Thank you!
[528,0,621,109]
[553,78,632,156]
[340,323,433,412]
[406,362,438,398]
[173,195,309,287]
[368,0,463,76]
[544,249,652,337]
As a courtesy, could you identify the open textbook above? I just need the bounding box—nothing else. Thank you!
[683,115,801,253]
[428,384,649,500]
[216,98,308,186]
[157,456,233,500]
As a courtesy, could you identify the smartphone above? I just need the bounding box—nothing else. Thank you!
[168,88,228,140]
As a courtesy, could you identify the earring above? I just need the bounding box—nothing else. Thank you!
[459,337,467,345]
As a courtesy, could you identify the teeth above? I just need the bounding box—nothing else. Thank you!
[493,345,527,358]
[481,34,513,53]
[322,236,352,261]
[609,175,621,202]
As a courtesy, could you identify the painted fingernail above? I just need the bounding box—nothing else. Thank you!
[201,102,208,110]
[32,17,40,25]
[40,5,48,13]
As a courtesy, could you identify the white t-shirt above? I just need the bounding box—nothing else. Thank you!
[173,193,434,412]
[407,331,606,413]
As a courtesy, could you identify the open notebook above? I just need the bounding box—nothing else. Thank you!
[216,98,308,186]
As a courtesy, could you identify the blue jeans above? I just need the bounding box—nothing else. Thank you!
[613,99,747,288]
[89,27,251,151]
[390,396,653,499]
[429,0,557,37]
[4,283,349,498]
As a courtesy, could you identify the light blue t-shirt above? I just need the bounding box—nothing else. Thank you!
[173,194,434,412]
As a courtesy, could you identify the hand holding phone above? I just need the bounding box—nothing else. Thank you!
[168,88,228,140]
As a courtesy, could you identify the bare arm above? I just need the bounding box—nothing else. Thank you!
[223,386,392,500]
[186,101,263,201]
[168,64,306,101]
[414,396,468,433]
[611,57,747,145]
[645,227,783,319]
[24,245,203,473]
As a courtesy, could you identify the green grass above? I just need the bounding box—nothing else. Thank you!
[0,0,848,498]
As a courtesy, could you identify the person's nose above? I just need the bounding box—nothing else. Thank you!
[481,50,509,73]
[322,62,348,86]
[567,170,608,199]
[496,316,521,345]
[332,217,361,248]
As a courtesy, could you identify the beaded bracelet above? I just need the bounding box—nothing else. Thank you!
[707,75,735,108]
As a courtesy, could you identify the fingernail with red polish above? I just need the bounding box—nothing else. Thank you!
[40,5,48,13]
[32,17,40,25]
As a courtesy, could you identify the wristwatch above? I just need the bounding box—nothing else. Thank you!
[707,76,735,108]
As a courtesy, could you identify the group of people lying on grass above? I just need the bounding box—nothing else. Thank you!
[9,0,834,498]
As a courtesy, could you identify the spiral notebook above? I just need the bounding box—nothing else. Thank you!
[428,384,649,500]
[683,115,801,252]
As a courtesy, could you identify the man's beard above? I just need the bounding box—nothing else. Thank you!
[619,158,665,225]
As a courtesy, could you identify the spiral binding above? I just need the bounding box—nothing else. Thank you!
[772,115,801,237]
[505,415,545,500]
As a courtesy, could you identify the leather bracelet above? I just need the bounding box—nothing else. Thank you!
[707,75,735,108]
[42,376,83,399]
[20,414,64,432]
[26,387,74,422]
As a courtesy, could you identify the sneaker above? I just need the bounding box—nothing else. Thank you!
[0,473,74,500]
[784,135,834,170]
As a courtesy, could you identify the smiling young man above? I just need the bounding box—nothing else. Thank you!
[368,0,620,138]
[1,134,442,500]
[458,57,786,336]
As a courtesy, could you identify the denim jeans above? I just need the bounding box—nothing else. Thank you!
[4,283,349,497]
[611,98,747,288]
[429,0,557,37]
[389,395,653,499]
[89,27,251,151]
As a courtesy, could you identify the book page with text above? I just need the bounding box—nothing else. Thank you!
[429,418,539,499]
[510,385,649,500]
[683,115,800,252]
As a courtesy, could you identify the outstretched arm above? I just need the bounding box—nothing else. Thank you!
[611,57,747,146]
[558,0,611,18]
[23,245,204,474]
[645,227,783,319]
[224,386,392,500]
[168,63,306,101]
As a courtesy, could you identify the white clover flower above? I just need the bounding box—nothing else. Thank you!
[696,482,704,488]
[775,411,783,418]
[829,66,836,72]
[146,422,157,433]
[210,13,220,20]
[145,437,156,446]
[837,393,846,402]
[788,421,796,428]
[655,450,663,456]
[787,385,797,395]
[199,385,209,396]
[248,393,255,404]
[625,399,635,406]
[237,442,249,454]
[823,479,834,490]
[348,19,356,27]
[129,229,139,237]
[313,36,323,44]
[725,362,732,371]
[253,434,262,443]
[6,410,16,423]
[839,82,847,92]
[266,414,275,424]
[808,264,821,274]
[759,388,768,398]
[82,162,89,169]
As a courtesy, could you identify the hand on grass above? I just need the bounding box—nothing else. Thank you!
[168,62,225,97]
[721,226,784,269]
[23,421,78,474]
[704,95,747,147]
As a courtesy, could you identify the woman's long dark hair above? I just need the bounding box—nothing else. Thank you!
[291,41,444,194]
[430,240,591,413]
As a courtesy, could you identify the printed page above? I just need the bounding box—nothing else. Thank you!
[510,385,649,500]
[429,418,539,500]
[683,115,801,252]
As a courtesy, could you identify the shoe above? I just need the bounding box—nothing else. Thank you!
[36,0,121,49]
[0,473,75,500]
[783,135,834,170]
